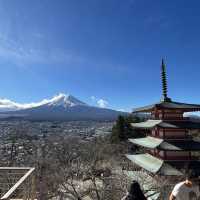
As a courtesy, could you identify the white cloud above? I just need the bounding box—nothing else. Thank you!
[0,97,48,111]
[97,99,109,108]
[91,96,109,108]
[116,108,131,113]
[117,108,125,112]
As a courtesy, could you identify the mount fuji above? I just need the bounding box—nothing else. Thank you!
[0,94,127,121]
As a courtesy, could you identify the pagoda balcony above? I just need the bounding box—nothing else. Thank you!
[149,151,199,161]
[154,135,193,140]
[161,156,198,161]
[150,116,190,121]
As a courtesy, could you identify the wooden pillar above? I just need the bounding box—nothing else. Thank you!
[162,110,164,119]
[189,151,192,160]
[163,128,165,139]
[164,151,167,160]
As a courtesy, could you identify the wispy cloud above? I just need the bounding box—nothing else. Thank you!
[117,108,125,112]
[144,15,172,30]
[0,33,83,67]
[90,96,96,101]
[91,96,109,108]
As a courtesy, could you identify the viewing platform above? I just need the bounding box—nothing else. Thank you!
[0,167,35,200]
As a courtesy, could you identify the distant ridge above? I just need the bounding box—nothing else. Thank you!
[0,94,128,121]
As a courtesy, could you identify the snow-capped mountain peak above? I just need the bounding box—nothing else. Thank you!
[0,93,88,112]
[47,93,87,107]
[0,93,126,121]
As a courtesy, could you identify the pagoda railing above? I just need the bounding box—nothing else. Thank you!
[149,117,191,121]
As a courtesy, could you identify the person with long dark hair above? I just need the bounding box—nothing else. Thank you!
[122,180,147,200]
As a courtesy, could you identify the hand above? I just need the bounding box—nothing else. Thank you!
[169,193,176,200]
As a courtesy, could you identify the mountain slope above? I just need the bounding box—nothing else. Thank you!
[2,94,127,121]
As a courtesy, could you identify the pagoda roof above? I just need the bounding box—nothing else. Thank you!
[133,101,200,113]
[129,137,200,151]
[126,153,183,176]
[169,161,200,176]
[131,120,200,129]
[131,120,162,129]
[129,136,162,149]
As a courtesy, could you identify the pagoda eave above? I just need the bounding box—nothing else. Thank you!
[129,137,162,149]
[129,137,200,151]
[131,120,162,129]
[126,153,183,176]
[169,160,200,175]
[133,101,200,113]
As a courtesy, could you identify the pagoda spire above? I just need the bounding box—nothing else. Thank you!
[161,59,171,102]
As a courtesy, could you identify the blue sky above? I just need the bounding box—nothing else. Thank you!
[0,0,200,111]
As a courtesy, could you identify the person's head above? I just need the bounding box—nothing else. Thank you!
[129,180,146,199]
[185,171,197,187]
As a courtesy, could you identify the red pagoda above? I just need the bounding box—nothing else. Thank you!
[126,60,200,176]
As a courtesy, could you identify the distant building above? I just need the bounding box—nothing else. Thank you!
[126,59,200,177]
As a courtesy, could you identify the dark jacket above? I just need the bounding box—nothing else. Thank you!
[123,193,146,200]
[122,181,147,200]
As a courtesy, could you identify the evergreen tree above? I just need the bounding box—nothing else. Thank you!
[110,116,126,143]
[110,115,143,143]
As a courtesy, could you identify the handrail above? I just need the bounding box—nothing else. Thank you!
[0,167,35,200]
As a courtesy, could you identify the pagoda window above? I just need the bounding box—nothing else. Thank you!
[152,129,156,136]
[156,109,185,120]
[155,109,184,119]
[159,130,164,137]
[149,149,155,156]
[159,113,163,119]
[158,151,164,157]
[151,111,156,118]
[163,113,183,120]
[166,151,189,156]
[163,109,181,113]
